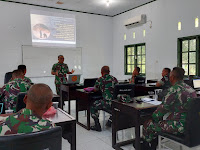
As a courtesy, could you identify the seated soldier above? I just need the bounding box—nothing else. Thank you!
[0,70,30,112]
[141,67,197,150]
[156,67,171,89]
[18,65,33,85]
[0,83,54,135]
[90,66,118,131]
[129,67,141,83]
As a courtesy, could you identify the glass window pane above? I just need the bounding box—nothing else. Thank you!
[182,53,188,64]
[142,46,145,54]
[142,55,146,64]
[189,39,196,51]
[182,40,188,52]
[182,64,188,75]
[127,56,134,65]
[127,48,132,55]
[189,52,196,63]
[137,56,141,64]
[189,64,196,75]
[131,47,135,55]
[142,65,145,73]
[127,65,132,73]
[137,46,141,55]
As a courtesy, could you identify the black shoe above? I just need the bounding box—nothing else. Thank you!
[105,120,112,127]
[90,125,102,132]
[90,119,102,132]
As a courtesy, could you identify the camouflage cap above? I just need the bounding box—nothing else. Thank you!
[117,94,133,103]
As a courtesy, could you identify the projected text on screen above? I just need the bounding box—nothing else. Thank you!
[30,10,76,47]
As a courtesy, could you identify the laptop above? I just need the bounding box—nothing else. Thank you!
[67,74,81,84]
[193,79,200,94]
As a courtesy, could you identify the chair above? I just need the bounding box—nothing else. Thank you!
[113,83,135,99]
[16,92,26,112]
[4,72,12,84]
[102,84,135,129]
[135,76,146,84]
[158,97,200,150]
[0,126,62,150]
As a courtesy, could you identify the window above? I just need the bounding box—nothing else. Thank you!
[178,36,200,76]
[125,43,146,75]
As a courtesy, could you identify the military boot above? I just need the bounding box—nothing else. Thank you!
[105,116,112,127]
[90,119,102,132]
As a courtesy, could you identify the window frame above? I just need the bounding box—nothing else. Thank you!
[177,35,200,76]
[124,43,146,75]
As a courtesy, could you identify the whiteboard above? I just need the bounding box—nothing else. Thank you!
[22,45,82,77]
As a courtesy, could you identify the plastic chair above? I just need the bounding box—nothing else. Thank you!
[0,126,62,150]
[4,72,12,84]
[158,97,200,150]
[16,92,26,112]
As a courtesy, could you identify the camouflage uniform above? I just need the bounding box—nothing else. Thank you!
[158,74,171,89]
[52,63,69,95]
[130,74,141,83]
[0,108,54,135]
[24,76,32,85]
[9,76,32,85]
[0,78,30,112]
[143,81,197,142]
[91,74,118,119]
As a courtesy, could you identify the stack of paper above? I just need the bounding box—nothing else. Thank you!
[141,97,162,105]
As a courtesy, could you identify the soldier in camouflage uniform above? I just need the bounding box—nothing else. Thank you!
[129,67,141,83]
[90,66,118,131]
[0,83,54,135]
[0,70,30,112]
[51,55,74,95]
[141,67,197,150]
[156,68,171,89]
[18,65,32,85]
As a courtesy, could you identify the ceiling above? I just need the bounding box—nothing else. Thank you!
[5,0,156,17]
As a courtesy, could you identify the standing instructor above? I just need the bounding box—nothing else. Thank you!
[51,55,75,95]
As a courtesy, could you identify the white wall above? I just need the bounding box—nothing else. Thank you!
[113,0,200,81]
[0,1,113,93]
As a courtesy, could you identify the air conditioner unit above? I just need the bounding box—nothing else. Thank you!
[124,14,146,27]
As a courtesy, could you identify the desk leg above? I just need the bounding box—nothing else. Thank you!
[112,106,117,148]
[71,121,76,150]
[76,99,78,122]
[87,105,90,130]
[135,112,141,150]
[68,98,71,114]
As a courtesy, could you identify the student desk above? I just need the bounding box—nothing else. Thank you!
[60,84,83,114]
[112,97,158,150]
[46,108,76,150]
[75,89,102,130]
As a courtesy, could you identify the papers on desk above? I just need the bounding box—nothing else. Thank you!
[148,83,156,86]
[141,97,162,105]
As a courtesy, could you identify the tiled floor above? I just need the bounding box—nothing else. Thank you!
[61,101,190,150]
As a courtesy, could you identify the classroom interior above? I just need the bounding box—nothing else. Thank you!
[0,0,200,150]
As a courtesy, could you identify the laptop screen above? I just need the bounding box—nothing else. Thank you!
[67,74,81,84]
[193,79,200,89]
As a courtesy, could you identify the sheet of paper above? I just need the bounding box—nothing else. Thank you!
[141,97,156,102]
[146,100,162,105]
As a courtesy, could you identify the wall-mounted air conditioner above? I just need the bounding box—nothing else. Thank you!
[124,14,146,27]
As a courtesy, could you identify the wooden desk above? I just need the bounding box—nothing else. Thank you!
[112,97,158,150]
[75,89,102,130]
[46,108,76,150]
[60,84,83,114]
